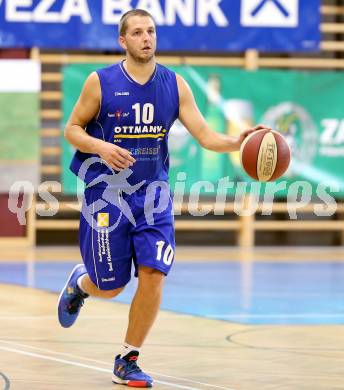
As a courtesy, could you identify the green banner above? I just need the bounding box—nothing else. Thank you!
[62,65,344,198]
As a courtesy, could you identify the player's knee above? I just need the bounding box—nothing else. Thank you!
[99,285,125,299]
[138,266,165,290]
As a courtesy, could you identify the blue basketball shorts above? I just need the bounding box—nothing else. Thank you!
[79,183,175,290]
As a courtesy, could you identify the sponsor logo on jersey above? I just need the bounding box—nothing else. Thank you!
[108,111,130,120]
[101,277,116,282]
[97,227,113,272]
[114,92,130,96]
[97,212,109,227]
[113,126,167,139]
[128,147,161,156]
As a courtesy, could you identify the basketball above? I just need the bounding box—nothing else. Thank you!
[240,129,291,182]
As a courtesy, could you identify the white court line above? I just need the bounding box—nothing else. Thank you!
[0,341,236,390]
[0,345,202,390]
[0,339,114,364]
[147,371,236,390]
[0,314,190,320]
[0,315,128,320]
[207,313,344,319]
[4,312,342,321]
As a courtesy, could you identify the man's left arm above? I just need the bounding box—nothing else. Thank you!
[176,74,267,152]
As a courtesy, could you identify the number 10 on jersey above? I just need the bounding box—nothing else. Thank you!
[132,103,155,125]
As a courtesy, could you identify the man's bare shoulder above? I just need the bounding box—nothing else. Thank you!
[84,71,100,90]
[175,73,192,101]
[175,73,185,84]
[79,71,101,105]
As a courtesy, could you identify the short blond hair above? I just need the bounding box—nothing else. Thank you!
[118,9,156,37]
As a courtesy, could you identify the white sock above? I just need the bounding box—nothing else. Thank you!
[120,343,140,359]
[77,274,87,293]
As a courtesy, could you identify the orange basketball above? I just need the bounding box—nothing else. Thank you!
[240,129,291,182]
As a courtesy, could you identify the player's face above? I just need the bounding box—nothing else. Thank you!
[120,16,157,63]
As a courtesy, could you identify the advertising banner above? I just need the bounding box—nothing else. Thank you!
[0,0,320,52]
[0,60,40,193]
[62,64,344,198]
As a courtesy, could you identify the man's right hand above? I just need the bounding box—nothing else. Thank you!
[96,141,136,171]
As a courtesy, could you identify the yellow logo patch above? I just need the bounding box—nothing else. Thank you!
[97,213,109,227]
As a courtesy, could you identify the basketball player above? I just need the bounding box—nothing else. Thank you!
[58,9,266,388]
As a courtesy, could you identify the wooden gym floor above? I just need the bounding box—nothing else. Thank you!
[0,246,344,390]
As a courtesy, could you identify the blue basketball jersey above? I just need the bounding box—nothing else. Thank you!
[70,61,179,187]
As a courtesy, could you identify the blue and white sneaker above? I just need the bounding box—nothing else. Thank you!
[112,351,153,388]
[57,264,88,328]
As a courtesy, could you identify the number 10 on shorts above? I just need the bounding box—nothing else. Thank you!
[156,241,174,265]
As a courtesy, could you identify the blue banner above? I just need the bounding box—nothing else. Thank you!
[0,0,320,52]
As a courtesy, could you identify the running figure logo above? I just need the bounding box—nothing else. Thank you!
[77,157,145,231]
